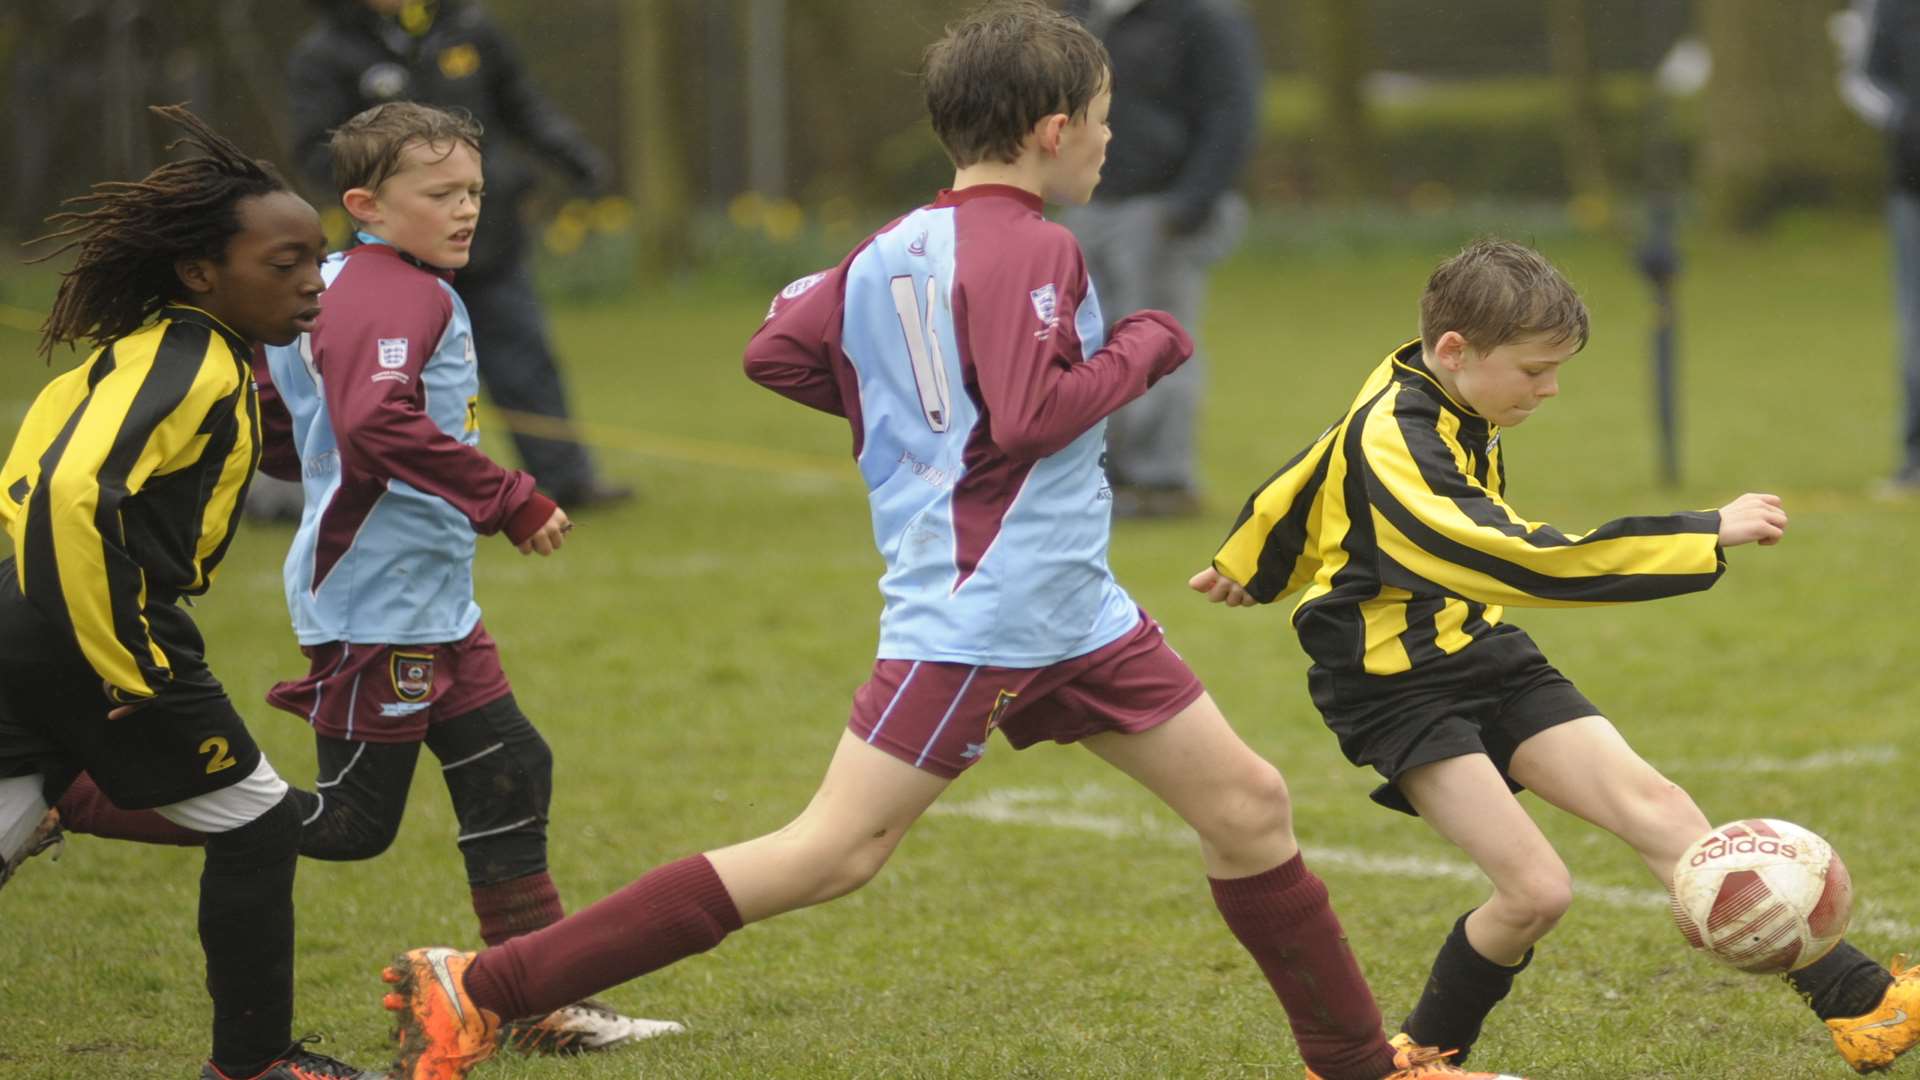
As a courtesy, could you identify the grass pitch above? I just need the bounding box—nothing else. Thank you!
[0,216,1915,1079]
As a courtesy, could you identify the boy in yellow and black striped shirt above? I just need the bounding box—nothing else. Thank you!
[1193,239,1918,1074]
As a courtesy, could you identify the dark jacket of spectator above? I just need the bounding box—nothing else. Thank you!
[1064,0,1262,234]
[1869,0,1920,193]
[288,0,609,276]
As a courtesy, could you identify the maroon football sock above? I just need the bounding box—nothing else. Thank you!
[464,853,743,1020]
[471,870,566,946]
[1211,854,1398,1080]
[57,772,205,846]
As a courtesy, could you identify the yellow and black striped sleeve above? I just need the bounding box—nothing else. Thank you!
[1213,356,1398,602]
[6,321,246,699]
[1213,424,1338,603]
[1357,383,1724,607]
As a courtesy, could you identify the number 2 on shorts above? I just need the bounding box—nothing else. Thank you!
[199,736,238,775]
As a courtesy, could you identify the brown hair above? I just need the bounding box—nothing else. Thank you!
[27,104,291,360]
[923,0,1109,167]
[1419,238,1590,354]
[328,101,483,196]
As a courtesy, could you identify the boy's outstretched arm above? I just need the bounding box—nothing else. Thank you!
[1359,394,1752,606]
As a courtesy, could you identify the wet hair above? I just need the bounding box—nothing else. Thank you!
[328,100,484,196]
[923,0,1109,167]
[1420,238,1590,354]
[27,104,291,360]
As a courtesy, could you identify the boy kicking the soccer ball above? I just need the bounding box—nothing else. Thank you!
[1194,237,1917,1074]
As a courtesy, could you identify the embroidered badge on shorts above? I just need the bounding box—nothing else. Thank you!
[391,652,435,702]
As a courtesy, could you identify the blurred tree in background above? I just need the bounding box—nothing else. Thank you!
[1294,0,1377,201]
[1696,0,1879,230]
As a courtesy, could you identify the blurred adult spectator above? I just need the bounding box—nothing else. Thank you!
[1858,0,1920,495]
[282,0,629,510]
[1060,0,1261,519]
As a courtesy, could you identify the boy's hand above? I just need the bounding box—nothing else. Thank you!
[515,506,573,556]
[1716,492,1787,547]
[1188,567,1256,607]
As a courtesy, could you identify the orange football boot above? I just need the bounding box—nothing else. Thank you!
[1828,955,1920,1073]
[382,947,502,1080]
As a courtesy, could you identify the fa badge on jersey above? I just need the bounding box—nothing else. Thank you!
[377,338,409,369]
[391,652,434,703]
[1029,284,1058,326]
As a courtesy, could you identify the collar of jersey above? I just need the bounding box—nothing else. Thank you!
[934,185,1044,212]
[353,231,457,280]
[162,303,250,356]
[1389,339,1493,428]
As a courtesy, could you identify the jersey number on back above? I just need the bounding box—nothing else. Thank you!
[889,275,952,432]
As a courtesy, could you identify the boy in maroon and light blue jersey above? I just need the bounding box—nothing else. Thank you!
[374,7,1511,1079]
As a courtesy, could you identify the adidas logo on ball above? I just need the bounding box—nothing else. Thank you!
[1688,835,1799,867]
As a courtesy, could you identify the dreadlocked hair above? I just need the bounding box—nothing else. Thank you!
[26,103,291,361]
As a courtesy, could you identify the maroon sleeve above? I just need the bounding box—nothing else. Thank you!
[313,263,539,536]
[743,257,861,419]
[954,223,1192,462]
[248,344,301,482]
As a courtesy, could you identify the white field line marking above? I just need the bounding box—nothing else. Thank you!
[1659,744,1901,774]
[928,785,1919,941]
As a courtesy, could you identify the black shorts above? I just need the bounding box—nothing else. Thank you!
[0,559,263,810]
[1306,624,1599,816]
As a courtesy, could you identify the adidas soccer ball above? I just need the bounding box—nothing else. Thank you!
[1669,818,1852,974]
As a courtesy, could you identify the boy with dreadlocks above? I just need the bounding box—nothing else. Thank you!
[0,106,381,1080]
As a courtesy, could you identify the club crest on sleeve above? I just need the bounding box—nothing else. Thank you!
[391,652,434,702]
[767,271,828,319]
[377,338,409,369]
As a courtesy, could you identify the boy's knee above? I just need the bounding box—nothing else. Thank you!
[1641,778,1707,829]
[1498,869,1574,931]
[298,795,403,861]
[820,834,898,901]
[1198,760,1295,852]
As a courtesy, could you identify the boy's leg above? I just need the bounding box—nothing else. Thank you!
[1081,693,1399,1080]
[1394,754,1570,1064]
[457,730,947,1023]
[424,694,686,1053]
[157,764,300,1077]
[1507,716,1907,1069]
[424,695,560,944]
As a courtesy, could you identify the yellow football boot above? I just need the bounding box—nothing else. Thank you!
[1828,955,1920,1073]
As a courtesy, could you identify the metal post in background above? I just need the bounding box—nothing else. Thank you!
[745,0,787,198]
[1638,23,1706,489]
[1638,194,1681,489]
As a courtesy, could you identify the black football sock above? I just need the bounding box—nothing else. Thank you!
[202,791,300,1076]
[1401,909,1531,1066]
[1786,940,1896,1021]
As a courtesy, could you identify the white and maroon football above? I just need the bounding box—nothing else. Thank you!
[1670,818,1853,975]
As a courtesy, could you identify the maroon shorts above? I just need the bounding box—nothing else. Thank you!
[849,611,1205,779]
[265,620,512,743]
